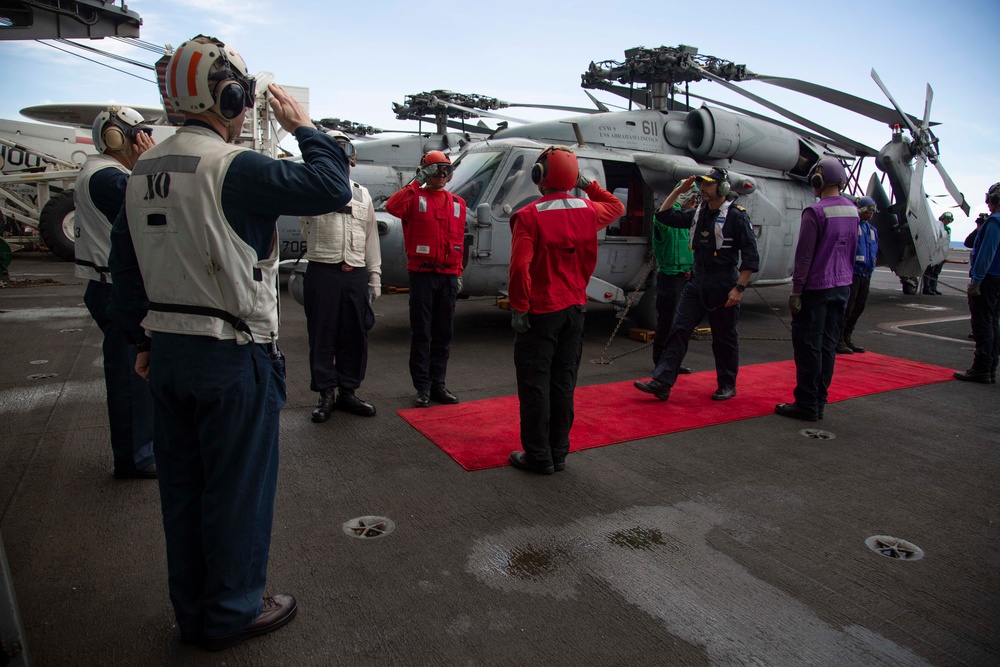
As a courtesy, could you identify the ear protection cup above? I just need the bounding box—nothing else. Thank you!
[808,164,825,191]
[530,161,545,184]
[716,169,730,197]
[987,183,1000,207]
[217,80,247,120]
[102,126,126,151]
[531,146,553,185]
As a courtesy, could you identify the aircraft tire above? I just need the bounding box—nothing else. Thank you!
[632,287,657,330]
[38,191,76,262]
[287,268,306,306]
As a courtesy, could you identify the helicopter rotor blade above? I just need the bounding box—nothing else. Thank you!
[584,91,610,113]
[870,69,919,136]
[508,102,599,114]
[906,155,926,224]
[582,82,648,109]
[750,75,936,129]
[695,66,876,157]
[431,98,531,124]
[686,92,876,156]
[921,83,933,133]
[930,157,971,215]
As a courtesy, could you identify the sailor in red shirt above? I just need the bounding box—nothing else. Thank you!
[507,146,625,474]
[385,150,467,407]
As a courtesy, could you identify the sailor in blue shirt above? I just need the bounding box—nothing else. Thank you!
[954,183,1000,384]
[837,196,879,354]
[109,35,351,651]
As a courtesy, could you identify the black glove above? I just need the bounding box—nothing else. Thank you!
[511,310,530,333]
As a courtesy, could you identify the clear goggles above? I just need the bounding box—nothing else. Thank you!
[857,205,877,215]
[425,163,452,177]
[336,139,356,158]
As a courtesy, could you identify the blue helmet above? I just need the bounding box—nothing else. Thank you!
[857,196,877,210]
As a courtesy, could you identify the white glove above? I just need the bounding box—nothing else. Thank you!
[368,282,381,303]
[457,276,464,294]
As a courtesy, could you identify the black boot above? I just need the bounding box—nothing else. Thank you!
[844,335,865,353]
[953,368,993,384]
[835,339,853,354]
[311,388,335,423]
[336,388,376,417]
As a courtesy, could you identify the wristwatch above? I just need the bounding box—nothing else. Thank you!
[735,283,746,292]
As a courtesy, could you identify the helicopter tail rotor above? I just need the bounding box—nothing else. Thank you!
[871,70,970,216]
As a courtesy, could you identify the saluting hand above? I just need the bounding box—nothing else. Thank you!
[675,175,698,194]
[267,83,315,133]
[133,130,155,157]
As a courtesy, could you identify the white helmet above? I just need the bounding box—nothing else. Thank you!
[325,129,356,158]
[92,106,148,154]
[165,35,255,119]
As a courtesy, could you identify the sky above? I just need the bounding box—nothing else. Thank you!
[1,0,998,241]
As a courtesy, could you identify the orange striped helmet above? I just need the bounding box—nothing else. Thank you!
[166,36,253,118]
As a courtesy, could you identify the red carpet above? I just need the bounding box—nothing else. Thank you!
[397,352,955,471]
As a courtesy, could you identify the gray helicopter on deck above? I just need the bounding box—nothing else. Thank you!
[366,45,968,327]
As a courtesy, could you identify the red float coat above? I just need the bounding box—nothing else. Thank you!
[385,181,467,275]
[508,181,625,314]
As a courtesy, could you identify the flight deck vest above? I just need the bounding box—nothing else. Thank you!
[403,189,466,275]
[74,154,129,282]
[125,126,277,343]
[301,180,373,265]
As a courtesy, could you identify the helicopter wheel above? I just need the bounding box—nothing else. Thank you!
[287,267,306,306]
[39,191,76,262]
[631,288,657,330]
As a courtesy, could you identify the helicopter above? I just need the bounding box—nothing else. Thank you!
[361,45,968,328]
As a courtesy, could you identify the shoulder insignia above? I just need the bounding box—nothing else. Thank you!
[735,205,746,211]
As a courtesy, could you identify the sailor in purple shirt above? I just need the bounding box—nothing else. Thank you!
[775,158,858,421]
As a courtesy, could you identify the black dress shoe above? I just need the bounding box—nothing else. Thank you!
[835,341,853,354]
[508,451,554,475]
[414,390,431,408]
[932,290,943,295]
[336,389,376,417]
[113,463,157,480]
[953,369,993,384]
[430,387,459,404]
[678,365,693,375]
[311,388,335,423]
[845,340,866,353]
[553,460,566,472]
[202,594,298,652]
[634,379,671,401]
[712,386,736,401]
[774,402,818,421]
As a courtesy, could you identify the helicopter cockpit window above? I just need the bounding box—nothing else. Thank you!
[448,151,504,210]
[600,160,650,238]
[491,154,541,218]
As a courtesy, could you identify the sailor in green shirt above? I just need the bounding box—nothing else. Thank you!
[651,191,696,372]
